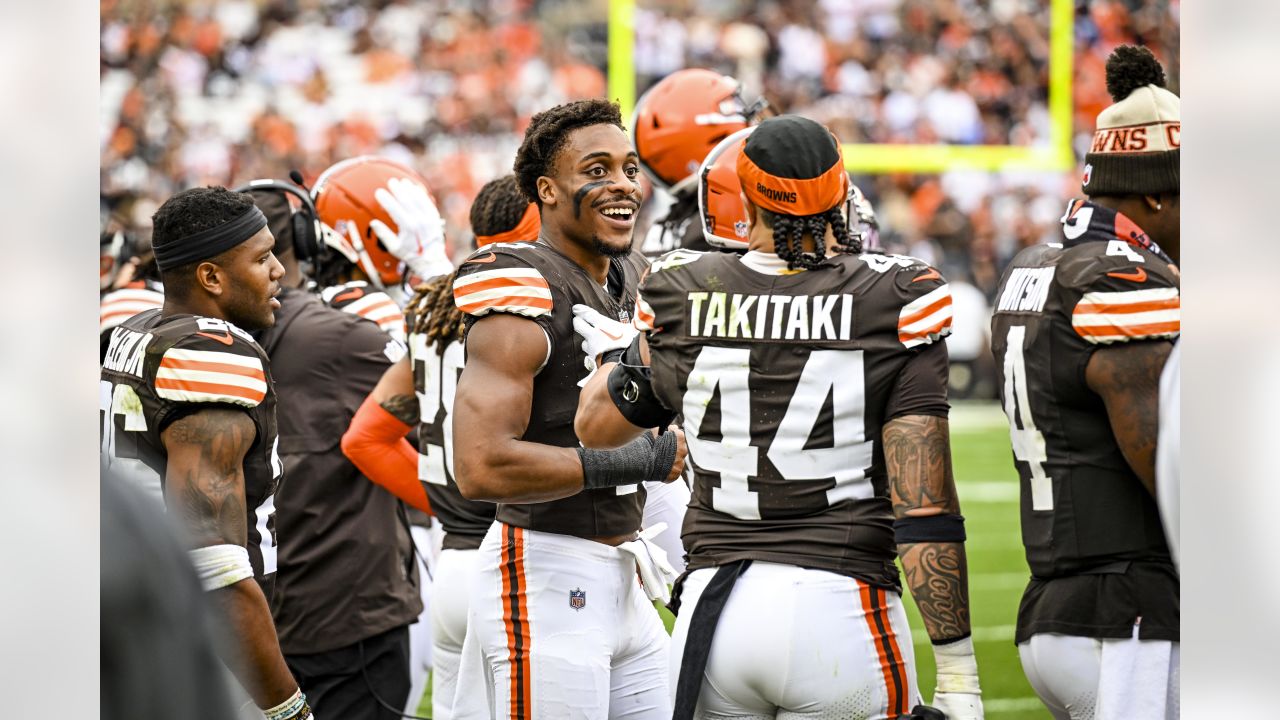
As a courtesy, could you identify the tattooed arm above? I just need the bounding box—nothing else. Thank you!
[162,408,299,710]
[341,356,432,512]
[1086,341,1173,496]
[882,414,971,643]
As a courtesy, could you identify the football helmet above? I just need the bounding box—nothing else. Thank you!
[697,127,755,251]
[311,156,435,288]
[847,183,881,251]
[631,69,767,191]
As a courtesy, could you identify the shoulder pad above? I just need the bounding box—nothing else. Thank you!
[320,281,370,307]
[890,261,953,349]
[323,282,405,338]
[100,286,165,333]
[648,248,706,274]
[453,247,552,319]
[1058,243,1180,345]
[154,317,268,408]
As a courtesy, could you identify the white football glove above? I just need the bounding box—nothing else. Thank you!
[370,177,453,281]
[931,636,984,720]
[571,303,638,387]
[616,522,679,604]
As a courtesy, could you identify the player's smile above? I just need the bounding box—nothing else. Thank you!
[593,196,639,231]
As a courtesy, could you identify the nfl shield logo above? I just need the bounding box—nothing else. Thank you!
[569,588,586,611]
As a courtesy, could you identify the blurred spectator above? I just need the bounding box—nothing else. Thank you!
[101,0,1178,306]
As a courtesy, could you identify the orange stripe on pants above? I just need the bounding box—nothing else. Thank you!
[501,525,531,719]
[860,584,908,718]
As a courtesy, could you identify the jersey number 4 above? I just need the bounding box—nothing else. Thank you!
[681,346,874,520]
[999,326,1052,510]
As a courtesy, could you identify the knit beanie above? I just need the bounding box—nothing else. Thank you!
[1082,45,1180,197]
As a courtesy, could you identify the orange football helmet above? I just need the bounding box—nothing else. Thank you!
[311,156,433,288]
[631,69,767,191]
[698,127,755,250]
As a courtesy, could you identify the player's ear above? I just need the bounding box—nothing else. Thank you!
[195,261,224,297]
[1142,195,1162,212]
[537,175,558,208]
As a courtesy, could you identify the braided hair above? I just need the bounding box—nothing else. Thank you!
[761,203,862,270]
[407,174,534,353]
[470,176,527,236]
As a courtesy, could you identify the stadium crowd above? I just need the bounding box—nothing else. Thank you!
[101,0,1178,301]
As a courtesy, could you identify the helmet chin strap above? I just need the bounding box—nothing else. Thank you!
[343,222,386,290]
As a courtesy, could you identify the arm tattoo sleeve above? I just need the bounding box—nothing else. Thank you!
[882,415,960,517]
[883,414,971,641]
[899,541,972,641]
[163,409,255,548]
[380,393,420,427]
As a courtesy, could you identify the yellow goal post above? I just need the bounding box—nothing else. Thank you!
[607,0,1075,173]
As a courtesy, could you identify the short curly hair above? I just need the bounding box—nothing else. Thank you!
[513,99,625,206]
[151,186,258,295]
[470,175,530,236]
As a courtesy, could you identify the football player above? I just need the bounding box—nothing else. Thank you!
[989,45,1180,719]
[99,229,164,363]
[310,156,454,342]
[448,99,688,719]
[100,187,311,719]
[573,115,984,719]
[342,174,534,720]
[632,68,766,257]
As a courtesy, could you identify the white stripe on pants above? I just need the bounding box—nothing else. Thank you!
[453,523,670,720]
[671,562,921,720]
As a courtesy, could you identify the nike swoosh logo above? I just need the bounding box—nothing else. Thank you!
[602,329,623,341]
[196,331,235,346]
[912,268,941,283]
[332,288,364,304]
[1106,267,1148,282]
[465,253,497,264]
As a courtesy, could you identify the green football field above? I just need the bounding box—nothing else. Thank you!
[416,401,1048,719]
[903,401,1049,719]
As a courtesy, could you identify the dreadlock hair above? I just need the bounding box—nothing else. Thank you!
[470,175,529,237]
[758,204,861,270]
[406,270,464,356]
[513,99,625,206]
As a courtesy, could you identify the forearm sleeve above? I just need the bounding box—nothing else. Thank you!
[342,395,432,514]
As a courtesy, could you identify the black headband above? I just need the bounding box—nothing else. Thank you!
[154,205,268,272]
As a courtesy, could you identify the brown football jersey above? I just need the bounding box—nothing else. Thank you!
[453,240,649,538]
[101,310,282,578]
[991,199,1179,642]
[638,249,954,589]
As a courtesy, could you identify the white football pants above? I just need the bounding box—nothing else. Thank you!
[453,522,671,720]
[1019,626,1179,720]
[671,562,921,719]
[405,523,443,715]
[430,547,480,720]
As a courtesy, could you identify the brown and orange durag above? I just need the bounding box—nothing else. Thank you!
[737,115,846,217]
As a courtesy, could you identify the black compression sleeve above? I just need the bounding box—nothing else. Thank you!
[606,339,675,429]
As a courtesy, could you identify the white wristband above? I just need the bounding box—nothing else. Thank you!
[934,635,981,694]
[263,688,310,720]
[188,544,253,591]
